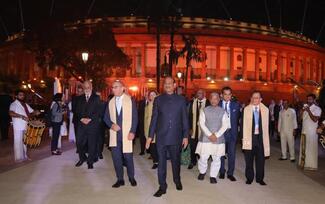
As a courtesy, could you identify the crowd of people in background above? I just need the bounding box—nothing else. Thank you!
[0,77,324,197]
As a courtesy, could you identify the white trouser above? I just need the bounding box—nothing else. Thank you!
[280,131,295,160]
[13,128,27,162]
[198,154,221,178]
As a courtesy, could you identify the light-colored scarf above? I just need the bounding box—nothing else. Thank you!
[108,93,133,153]
[191,98,207,139]
[242,103,270,157]
[144,100,156,143]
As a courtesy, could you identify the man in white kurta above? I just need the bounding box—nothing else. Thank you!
[278,100,298,162]
[9,90,36,162]
[299,94,322,170]
[195,92,230,183]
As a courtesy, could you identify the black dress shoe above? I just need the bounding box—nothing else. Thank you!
[227,175,237,181]
[112,180,125,188]
[153,188,166,197]
[129,178,137,186]
[246,180,252,185]
[210,177,217,184]
[176,182,183,191]
[152,163,158,169]
[99,154,103,159]
[257,181,267,186]
[139,152,145,156]
[75,160,85,167]
[219,173,225,179]
[290,159,296,163]
[187,164,194,169]
[198,173,205,180]
[278,158,288,161]
[88,163,93,169]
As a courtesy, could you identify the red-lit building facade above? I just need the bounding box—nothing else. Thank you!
[0,16,324,104]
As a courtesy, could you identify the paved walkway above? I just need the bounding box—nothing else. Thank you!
[0,140,324,204]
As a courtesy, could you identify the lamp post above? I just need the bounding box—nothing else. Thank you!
[177,71,182,87]
[82,52,89,80]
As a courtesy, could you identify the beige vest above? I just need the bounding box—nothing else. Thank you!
[191,98,207,139]
[144,100,156,143]
[242,103,270,157]
[108,94,133,153]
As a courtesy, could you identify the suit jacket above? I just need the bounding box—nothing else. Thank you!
[149,93,189,146]
[0,94,13,122]
[136,99,146,136]
[188,98,210,130]
[219,100,241,139]
[75,92,102,130]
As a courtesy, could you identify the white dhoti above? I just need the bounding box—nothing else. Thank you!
[196,142,225,178]
[280,130,295,160]
[299,131,318,169]
[13,128,27,162]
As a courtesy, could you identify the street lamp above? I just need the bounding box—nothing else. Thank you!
[81,52,89,80]
[177,71,182,86]
[82,52,89,63]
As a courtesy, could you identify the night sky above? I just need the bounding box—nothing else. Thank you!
[0,0,325,46]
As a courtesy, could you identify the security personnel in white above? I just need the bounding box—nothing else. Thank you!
[278,100,298,162]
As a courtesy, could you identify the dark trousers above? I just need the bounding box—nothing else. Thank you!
[0,120,9,140]
[111,136,135,181]
[244,134,265,182]
[73,121,79,153]
[269,120,275,138]
[139,133,146,153]
[97,125,105,156]
[77,125,98,164]
[51,122,61,151]
[157,144,182,190]
[150,143,158,163]
[220,130,237,176]
[189,138,198,165]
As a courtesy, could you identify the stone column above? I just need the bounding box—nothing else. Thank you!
[242,47,248,80]
[255,49,260,81]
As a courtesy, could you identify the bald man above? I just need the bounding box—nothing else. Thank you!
[75,81,102,169]
[104,80,138,188]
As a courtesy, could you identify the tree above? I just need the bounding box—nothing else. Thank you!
[178,35,206,94]
[24,20,131,91]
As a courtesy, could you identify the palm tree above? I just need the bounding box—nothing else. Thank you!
[178,35,206,94]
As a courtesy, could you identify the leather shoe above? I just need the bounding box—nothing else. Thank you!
[176,182,183,191]
[246,180,252,185]
[112,180,125,188]
[152,163,158,169]
[88,163,93,169]
[219,173,225,179]
[227,175,237,181]
[197,173,205,180]
[153,188,166,197]
[187,164,194,169]
[210,177,217,184]
[290,159,296,163]
[257,181,267,186]
[75,160,85,167]
[278,158,288,161]
[99,154,103,159]
[129,178,137,186]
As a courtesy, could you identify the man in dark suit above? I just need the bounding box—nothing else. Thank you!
[219,87,241,181]
[137,96,147,155]
[71,86,83,153]
[75,81,102,169]
[188,89,210,169]
[0,88,13,141]
[146,76,189,197]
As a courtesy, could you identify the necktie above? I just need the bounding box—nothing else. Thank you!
[198,101,202,110]
[254,106,259,134]
[86,94,89,102]
[224,102,229,115]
